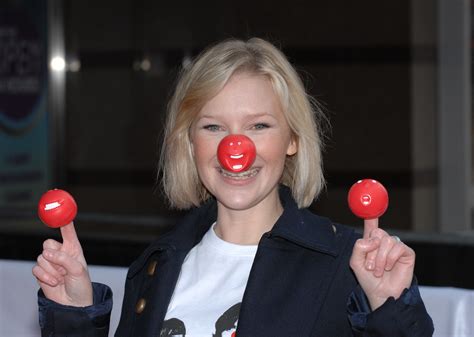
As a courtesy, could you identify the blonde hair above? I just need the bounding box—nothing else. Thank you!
[159,38,326,209]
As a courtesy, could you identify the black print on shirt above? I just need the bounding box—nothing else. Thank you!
[161,302,241,337]
[160,318,186,337]
[213,302,240,337]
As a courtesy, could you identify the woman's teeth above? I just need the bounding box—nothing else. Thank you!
[219,167,259,179]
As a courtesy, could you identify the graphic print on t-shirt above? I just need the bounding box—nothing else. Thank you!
[213,302,240,337]
[161,302,241,337]
[160,318,186,336]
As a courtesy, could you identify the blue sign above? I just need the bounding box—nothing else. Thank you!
[0,0,50,210]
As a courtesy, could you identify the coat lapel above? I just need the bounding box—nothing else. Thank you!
[236,234,346,336]
[236,187,349,336]
[120,202,218,336]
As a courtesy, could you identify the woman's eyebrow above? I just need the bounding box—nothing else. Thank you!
[195,115,216,121]
[197,112,277,121]
[246,112,277,120]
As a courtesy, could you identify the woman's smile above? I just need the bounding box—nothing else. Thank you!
[216,167,261,189]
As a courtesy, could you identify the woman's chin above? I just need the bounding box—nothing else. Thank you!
[217,194,257,211]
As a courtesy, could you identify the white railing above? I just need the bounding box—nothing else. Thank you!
[1,259,472,337]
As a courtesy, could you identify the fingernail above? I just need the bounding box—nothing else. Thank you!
[44,250,54,259]
[366,261,374,270]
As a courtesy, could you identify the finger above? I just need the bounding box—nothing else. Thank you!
[363,218,378,239]
[41,240,68,275]
[373,235,397,277]
[32,264,59,287]
[43,239,62,251]
[37,254,65,281]
[42,240,67,275]
[365,228,385,270]
[350,237,380,270]
[42,248,86,276]
[384,242,405,271]
[385,242,416,271]
[60,222,80,246]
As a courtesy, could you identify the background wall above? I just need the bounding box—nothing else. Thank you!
[64,0,416,229]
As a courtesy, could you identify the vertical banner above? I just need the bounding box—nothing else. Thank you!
[0,0,49,211]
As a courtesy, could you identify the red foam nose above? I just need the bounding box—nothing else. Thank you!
[217,134,256,172]
[38,189,77,228]
[347,179,389,219]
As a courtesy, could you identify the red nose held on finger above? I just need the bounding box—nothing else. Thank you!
[348,179,389,219]
[38,189,77,228]
[217,134,256,173]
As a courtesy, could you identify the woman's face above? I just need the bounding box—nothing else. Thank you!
[190,72,297,212]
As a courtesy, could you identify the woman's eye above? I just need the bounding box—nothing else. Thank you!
[253,123,270,130]
[203,124,221,132]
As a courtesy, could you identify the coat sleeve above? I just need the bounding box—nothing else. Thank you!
[37,282,113,337]
[347,280,434,337]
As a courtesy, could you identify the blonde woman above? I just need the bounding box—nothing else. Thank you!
[34,38,433,336]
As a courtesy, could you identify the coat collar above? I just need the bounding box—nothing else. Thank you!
[154,185,339,256]
[270,185,339,256]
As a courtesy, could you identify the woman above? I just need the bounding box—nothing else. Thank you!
[33,38,434,336]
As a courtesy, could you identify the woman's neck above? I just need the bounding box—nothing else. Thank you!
[214,193,284,245]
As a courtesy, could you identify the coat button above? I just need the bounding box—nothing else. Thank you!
[135,298,146,314]
[147,260,157,276]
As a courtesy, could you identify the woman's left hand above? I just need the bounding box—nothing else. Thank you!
[349,218,415,310]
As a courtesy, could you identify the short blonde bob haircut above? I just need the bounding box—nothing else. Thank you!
[159,38,326,209]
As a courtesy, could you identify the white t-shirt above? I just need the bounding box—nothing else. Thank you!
[162,223,258,337]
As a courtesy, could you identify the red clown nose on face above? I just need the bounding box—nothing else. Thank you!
[217,134,256,173]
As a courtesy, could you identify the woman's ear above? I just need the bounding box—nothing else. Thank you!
[286,136,298,156]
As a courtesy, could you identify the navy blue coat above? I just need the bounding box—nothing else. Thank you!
[39,186,434,336]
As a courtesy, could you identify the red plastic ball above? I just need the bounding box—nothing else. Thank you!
[217,134,256,172]
[38,189,77,228]
[348,179,389,219]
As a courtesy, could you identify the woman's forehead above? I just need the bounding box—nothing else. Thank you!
[196,74,281,118]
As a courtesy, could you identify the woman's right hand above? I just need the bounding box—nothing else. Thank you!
[32,222,93,307]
